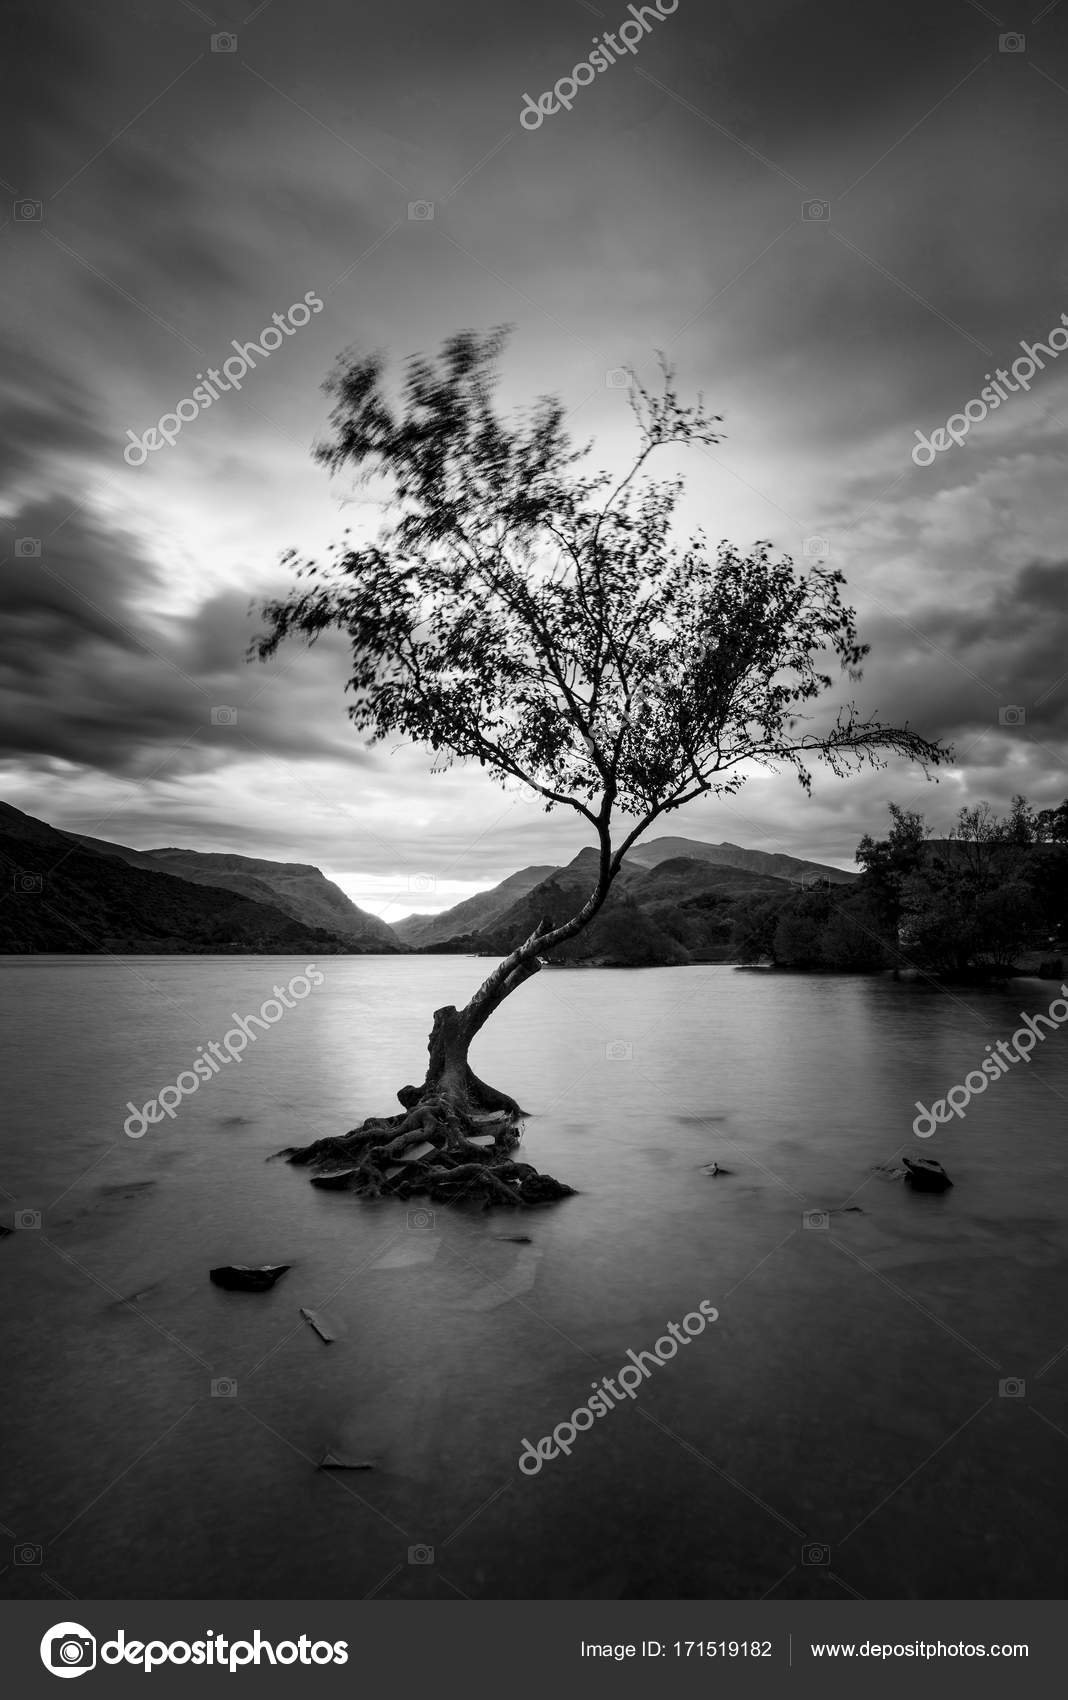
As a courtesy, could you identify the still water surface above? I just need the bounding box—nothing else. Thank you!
[2,956,1067,1598]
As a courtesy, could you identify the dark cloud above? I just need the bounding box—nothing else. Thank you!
[0,488,374,778]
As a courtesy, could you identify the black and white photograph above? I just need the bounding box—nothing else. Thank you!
[2,0,1067,1675]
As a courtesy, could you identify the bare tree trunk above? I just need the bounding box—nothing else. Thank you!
[401,846,619,1111]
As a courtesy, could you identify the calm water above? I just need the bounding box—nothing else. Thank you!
[2,955,1067,1600]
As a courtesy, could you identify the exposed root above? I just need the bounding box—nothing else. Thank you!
[278,1091,574,1210]
[277,1000,573,1209]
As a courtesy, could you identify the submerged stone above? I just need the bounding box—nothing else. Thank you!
[209,1264,291,1291]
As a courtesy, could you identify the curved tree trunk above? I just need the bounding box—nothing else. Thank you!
[278,844,621,1208]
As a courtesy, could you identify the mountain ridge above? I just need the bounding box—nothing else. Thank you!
[0,804,856,964]
[0,802,400,954]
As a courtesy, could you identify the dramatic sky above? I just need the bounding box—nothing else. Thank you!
[2,0,1067,918]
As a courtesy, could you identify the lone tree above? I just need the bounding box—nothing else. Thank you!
[253,327,945,1207]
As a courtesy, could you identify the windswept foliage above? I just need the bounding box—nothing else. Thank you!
[254,328,944,872]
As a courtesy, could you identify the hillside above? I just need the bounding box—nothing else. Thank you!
[401,839,819,965]
[480,849,690,966]
[625,835,856,885]
[0,802,859,964]
[0,830,354,955]
[131,848,398,952]
[626,857,792,960]
[0,803,398,951]
[392,864,557,948]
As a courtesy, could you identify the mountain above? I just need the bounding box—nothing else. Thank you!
[477,848,689,966]
[71,840,399,952]
[625,835,856,886]
[399,833,850,965]
[392,864,557,948]
[0,833,353,955]
[624,856,793,960]
[0,803,856,964]
[0,802,396,954]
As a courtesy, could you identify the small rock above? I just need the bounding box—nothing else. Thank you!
[518,1173,576,1203]
[496,1234,533,1243]
[210,1264,291,1292]
[701,1162,732,1176]
[902,1157,953,1193]
[310,1170,359,1190]
[300,1306,341,1342]
[317,1452,373,1470]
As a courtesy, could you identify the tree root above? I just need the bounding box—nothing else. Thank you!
[278,1091,575,1210]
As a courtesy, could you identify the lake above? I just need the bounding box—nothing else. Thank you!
[2,955,1067,1600]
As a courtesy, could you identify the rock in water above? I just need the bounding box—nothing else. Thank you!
[210,1264,291,1291]
[310,1170,359,1190]
[902,1157,953,1193]
[300,1306,341,1342]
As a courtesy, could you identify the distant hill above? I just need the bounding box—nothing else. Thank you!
[0,832,354,955]
[625,856,793,960]
[477,848,689,967]
[400,834,848,966]
[73,840,400,952]
[0,802,397,954]
[392,864,557,948]
[625,836,856,885]
[0,803,856,964]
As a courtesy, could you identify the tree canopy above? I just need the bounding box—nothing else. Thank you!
[253,327,946,881]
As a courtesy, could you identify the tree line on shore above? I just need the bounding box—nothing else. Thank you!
[729,797,1068,977]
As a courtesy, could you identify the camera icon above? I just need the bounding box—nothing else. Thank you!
[998,1377,1026,1398]
[408,1544,435,1564]
[605,1039,633,1061]
[211,32,237,52]
[802,199,830,221]
[210,705,238,726]
[45,1627,97,1674]
[13,199,43,222]
[14,1542,42,1564]
[408,873,437,894]
[803,1210,829,1231]
[802,1542,831,1566]
[606,368,633,389]
[802,535,830,558]
[15,537,41,556]
[211,1377,237,1397]
[408,201,434,220]
[407,1208,436,1231]
[998,704,1025,727]
[15,1209,41,1230]
[999,32,1025,53]
[14,872,43,894]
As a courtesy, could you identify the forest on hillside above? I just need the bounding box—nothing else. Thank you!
[729,797,1068,978]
